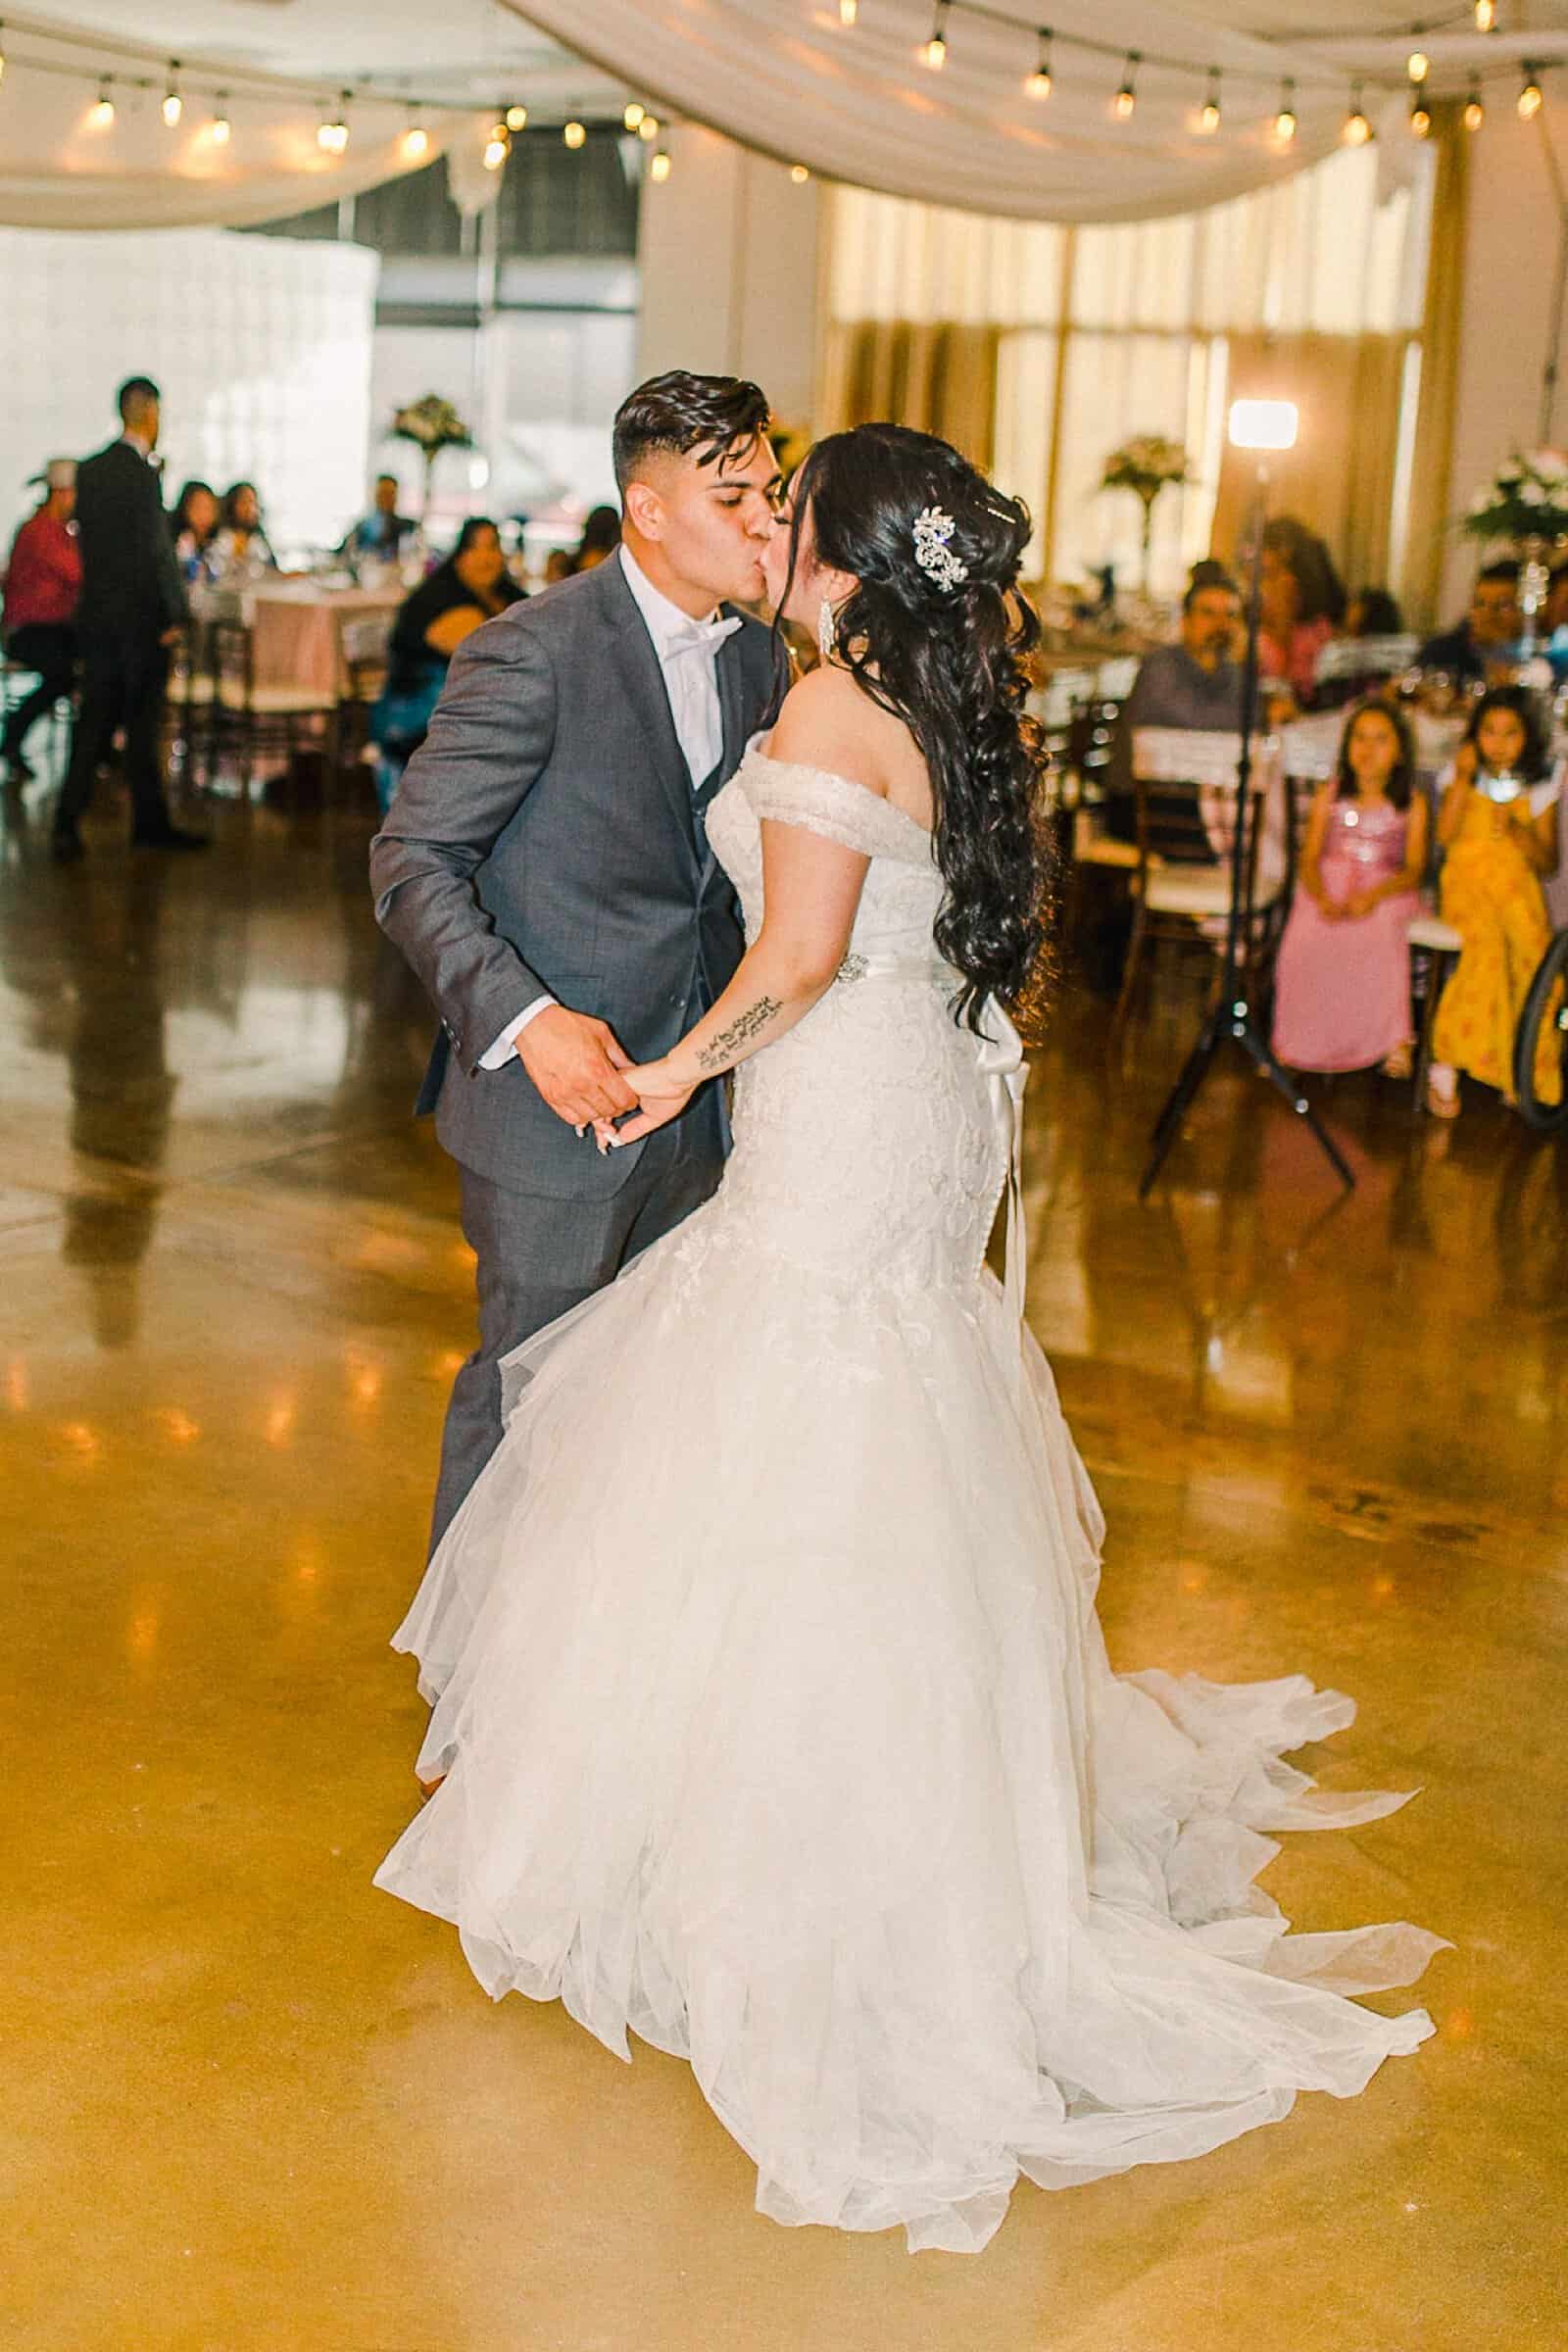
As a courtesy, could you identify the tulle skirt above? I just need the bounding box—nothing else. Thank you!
[375,1212,1447,2253]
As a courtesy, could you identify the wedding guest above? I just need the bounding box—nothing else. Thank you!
[2,459,81,781]
[1417,563,1521,688]
[210,480,279,576]
[568,505,622,573]
[51,375,205,859]
[369,517,524,812]
[1546,562,1568,637]
[1256,520,1341,705]
[1272,701,1427,1077]
[168,479,220,584]
[1428,685,1561,1117]
[1344,587,1403,639]
[1103,576,1245,844]
[342,473,416,562]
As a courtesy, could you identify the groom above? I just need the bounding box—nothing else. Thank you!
[371,372,788,1552]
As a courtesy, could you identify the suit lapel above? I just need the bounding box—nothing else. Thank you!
[595,556,699,867]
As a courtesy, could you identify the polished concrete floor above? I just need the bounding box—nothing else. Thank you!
[2,764,1563,2351]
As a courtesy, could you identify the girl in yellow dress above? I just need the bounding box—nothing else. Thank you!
[1429,686,1561,1117]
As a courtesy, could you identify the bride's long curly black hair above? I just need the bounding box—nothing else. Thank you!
[779,422,1054,1036]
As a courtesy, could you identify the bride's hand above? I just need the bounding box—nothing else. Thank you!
[593,1058,697,1152]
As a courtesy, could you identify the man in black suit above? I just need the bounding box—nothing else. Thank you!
[52,374,206,861]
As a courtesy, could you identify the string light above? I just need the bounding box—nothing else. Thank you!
[1409,94,1432,137]
[1274,76,1297,142]
[790,163,810,182]
[1343,84,1371,145]
[1199,68,1220,134]
[481,130,509,170]
[638,114,660,142]
[839,0,858,22]
[564,119,587,149]
[622,101,645,130]
[1464,84,1485,130]
[317,93,350,154]
[211,93,231,146]
[1519,66,1544,121]
[1114,52,1139,121]
[161,61,182,128]
[88,77,115,129]
[1024,28,1053,103]
[923,3,950,71]
[505,103,528,131]
[1474,0,1495,25]
[1406,51,1429,85]
[402,106,428,161]
[650,147,671,181]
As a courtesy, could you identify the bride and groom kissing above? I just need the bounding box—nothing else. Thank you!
[368,370,1446,2254]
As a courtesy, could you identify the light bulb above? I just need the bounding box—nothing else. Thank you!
[923,2,949,69]
[506,104,528,131]
[403,123,429,161]
[482,136,509,171]
[650,148,671,182]
[1464,89,1485,130]
[162,67,182,129]
[1275,82,1298,143]
[622,102,645,130]
[1520,70,1544,121]
[1474,0,1495,25]
[89,82,115,128]
[1407,51,1429,84]
[564,120,587,149]
[1114,53,1140,120]
[1409,101,1432,137]
[790,163,810,183]
[1343,104,1371,146]
[638,114,660,141]
[212,99,232,147]
[839,0,858,22]
[1025,31,1053,102]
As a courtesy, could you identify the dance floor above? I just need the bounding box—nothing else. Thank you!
[3,778,1562,2350]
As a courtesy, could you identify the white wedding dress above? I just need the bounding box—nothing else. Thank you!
[375,748,1448,2254]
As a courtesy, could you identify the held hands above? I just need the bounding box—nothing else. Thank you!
[515,1005,638,1131]
[592,1058,696,1152]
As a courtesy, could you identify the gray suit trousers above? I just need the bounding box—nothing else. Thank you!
[429,1119,722,1555]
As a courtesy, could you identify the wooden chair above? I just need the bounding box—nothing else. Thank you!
[1111,733,1280,1046]
[203,617,340,798]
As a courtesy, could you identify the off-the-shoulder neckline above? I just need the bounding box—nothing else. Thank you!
[745,739,934,842]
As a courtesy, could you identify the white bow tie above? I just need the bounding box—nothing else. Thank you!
[664,614,744,660]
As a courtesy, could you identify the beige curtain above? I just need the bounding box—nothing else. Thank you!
[1209,331,1411,594]
[818,321,1001,471]
[1402,106,1469,626]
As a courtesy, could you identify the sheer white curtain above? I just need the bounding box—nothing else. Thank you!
[826,144,1432,597]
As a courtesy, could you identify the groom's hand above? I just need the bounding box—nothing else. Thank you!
[514,1006,639,1128]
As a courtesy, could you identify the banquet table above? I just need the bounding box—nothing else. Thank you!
[190,580,403,697]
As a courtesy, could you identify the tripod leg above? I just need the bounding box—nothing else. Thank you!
[1138,1002,1224,1198]
[1234,1018,1356,1190]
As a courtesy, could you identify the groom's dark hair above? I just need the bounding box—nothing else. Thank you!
[612,371,770,494]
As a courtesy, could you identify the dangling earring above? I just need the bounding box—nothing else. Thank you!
[817,596,837,665]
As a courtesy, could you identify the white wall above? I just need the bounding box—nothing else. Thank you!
[1,227,377,555]
[636,126,823,432]
[1442,101,1568,619]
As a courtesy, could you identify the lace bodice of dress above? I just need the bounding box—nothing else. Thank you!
[701,748,1006,1301]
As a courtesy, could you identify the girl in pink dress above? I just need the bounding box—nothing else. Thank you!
[1272,700,1429,1075]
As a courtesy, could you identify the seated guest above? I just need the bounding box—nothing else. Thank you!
[1257,518,1342,704]
[1417,562,1521,686]
[1103,575,1245,845]
[569,505,622,574]
[342,472,416,563]
[210,480,279,576]
[1546,562,1568,638]
[169,478,220,584]
[370,516,523,813]
[1344,587,1403,638]
[1,459,81,780]
[1271,700,1427,1078]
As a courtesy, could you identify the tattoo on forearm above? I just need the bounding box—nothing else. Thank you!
[696,997,782,1072]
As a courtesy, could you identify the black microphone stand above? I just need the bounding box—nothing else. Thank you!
[1138,466,1355,1200]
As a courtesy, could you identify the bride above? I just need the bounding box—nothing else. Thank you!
[374,422,1447,2255]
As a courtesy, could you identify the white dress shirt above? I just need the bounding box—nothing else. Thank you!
[479,544,742,1070]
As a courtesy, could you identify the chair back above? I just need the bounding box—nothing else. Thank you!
[210,616,256,708]
[341,613,393,668]
[1313,634,1420,707]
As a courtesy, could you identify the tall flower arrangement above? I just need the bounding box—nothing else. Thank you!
[1462,450,1568,652]
[392,395,475,518]
[1100,433,1190,592]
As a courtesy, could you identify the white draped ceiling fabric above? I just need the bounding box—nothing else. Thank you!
[0,23,477,231]
[505,0,1565,225]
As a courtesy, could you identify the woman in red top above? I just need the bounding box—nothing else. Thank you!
[2,459,81,778]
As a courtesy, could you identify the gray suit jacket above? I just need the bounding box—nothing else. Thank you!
[369,556,789,1198]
